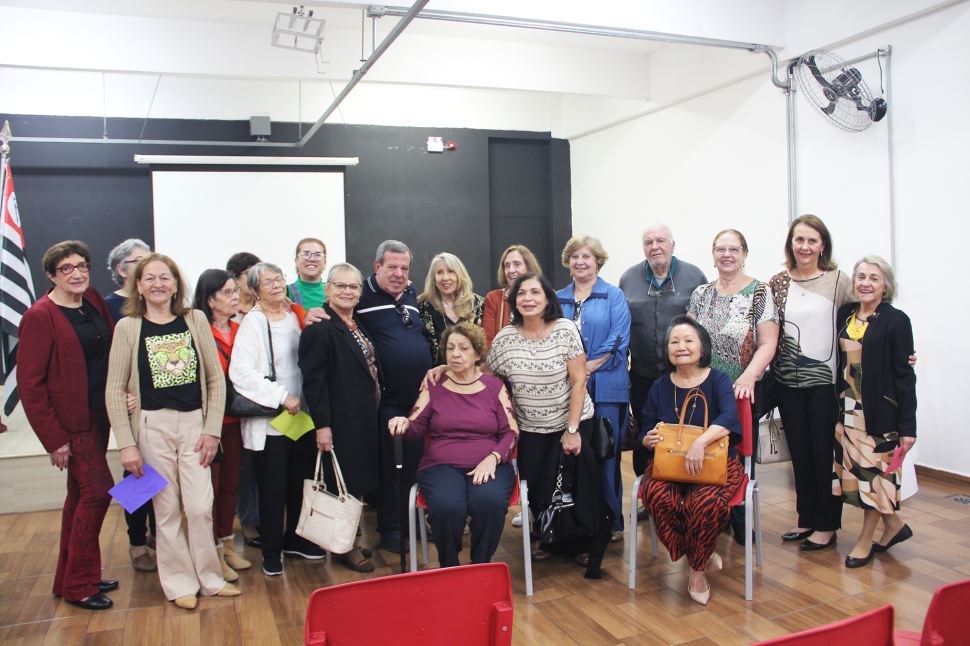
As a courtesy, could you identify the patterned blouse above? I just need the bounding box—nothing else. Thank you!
[419,294,485,364]
[486,318,594,434]
[688,279,776,381]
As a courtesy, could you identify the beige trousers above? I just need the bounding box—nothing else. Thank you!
[139,408,225,600]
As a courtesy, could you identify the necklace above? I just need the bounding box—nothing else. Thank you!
[447,372,482,386]
[672,384,697,421]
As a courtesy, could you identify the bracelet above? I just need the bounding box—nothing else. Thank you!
[489,451,502,463]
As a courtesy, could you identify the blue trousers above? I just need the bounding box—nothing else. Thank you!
[595,402,628,532]
[418,463,514,568]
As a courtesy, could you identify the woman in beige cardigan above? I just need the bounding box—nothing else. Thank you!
[106,253,240,610]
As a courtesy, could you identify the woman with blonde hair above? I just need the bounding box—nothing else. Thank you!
[482,245,542,345]
[418,252,485,364]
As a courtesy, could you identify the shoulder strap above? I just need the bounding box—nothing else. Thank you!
[289,281,303,306]
[265,317,277,381]
[215,341,231,365]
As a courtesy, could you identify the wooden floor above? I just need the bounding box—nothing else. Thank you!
[1,456,969,645]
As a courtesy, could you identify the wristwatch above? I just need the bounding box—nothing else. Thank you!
[567,425,578,434]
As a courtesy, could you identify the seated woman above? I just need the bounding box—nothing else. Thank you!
[639,315,742,606]
[389,322,517,568]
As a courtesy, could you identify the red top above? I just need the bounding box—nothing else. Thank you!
[482,289,511,346]
[211,319,240,424]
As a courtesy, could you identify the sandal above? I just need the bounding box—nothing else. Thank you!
[531,548,552,561]
[341,547,375,573]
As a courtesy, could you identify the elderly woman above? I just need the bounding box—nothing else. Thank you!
[640,315,742,606]
[226,252,261,318]
[482,245,542,345]
[18,241,116,610]
[835,256,917,568]
[391,322,517,568]
[299,263,381,573]
[192,269,251,582]
[229,262,313,577]
[418,252,485,364]
[556,235,631,539]
[104,237,158,571]
[689,229,777,543]
[106,253,238,610]
[769,215,852,550]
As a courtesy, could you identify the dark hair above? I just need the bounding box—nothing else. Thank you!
[42,240,91,277]
[441,322,488,364]
[193,268,233,322]
[784,214,837,271]
[662,314,712,371]
[122,252,190,318]
[226,252,261,278]
[508,272,562,325]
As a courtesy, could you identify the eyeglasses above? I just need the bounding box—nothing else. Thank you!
[330,282,361,293]
[298,251,325,260]
[394,303,414,328]
[713,246,743,256]
[218,287,241,298]
[122,256,144,266]
[54,262,91,275]
[260,276,286,288]
[572,300,583,325]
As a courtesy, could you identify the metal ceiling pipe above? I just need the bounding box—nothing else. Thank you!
[297,0,430,146]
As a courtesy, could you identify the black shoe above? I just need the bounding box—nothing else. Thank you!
[801,533,837,551]
[782,529,814,542]
[845,547,876,568]
[66,593,113,610]
[262,552,283,576]
[873,524,912,553]
[282,542,326,560]
[98,580,119,593]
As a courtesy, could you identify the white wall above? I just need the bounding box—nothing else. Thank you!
[570,2,970,476]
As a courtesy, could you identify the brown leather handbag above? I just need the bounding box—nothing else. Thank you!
[651,387,728,486]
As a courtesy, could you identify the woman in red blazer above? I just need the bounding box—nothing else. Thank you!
[17,240,116,610]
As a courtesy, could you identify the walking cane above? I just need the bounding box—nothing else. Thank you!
[393,434,406,574]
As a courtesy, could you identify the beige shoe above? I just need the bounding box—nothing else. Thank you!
[687,570,711,606]
[216,545,239,582]
[221,537,252,570]
[707,552,723,572]
[216,583,241,597]
[174,595,198,610]
[130,545,157,572]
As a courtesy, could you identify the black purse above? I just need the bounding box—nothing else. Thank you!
[226,316,283,418]
[533,455,591,545]
[590,416,615,460]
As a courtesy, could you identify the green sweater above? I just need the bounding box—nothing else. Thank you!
[287,278,326,309]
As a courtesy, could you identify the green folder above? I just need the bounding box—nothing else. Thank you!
[271,410,315,441]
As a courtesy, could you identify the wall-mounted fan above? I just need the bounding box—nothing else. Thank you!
[792,49,888,132]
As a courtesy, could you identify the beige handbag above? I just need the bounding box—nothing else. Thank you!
[756,410,791,464]
[296,450,362,555]
[652,387,728,486]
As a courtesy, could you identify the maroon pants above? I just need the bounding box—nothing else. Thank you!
[642,457,743,571]
[210,421,243,540]
[53,411,113,601]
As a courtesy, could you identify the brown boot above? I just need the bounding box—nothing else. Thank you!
[129,545,157,572]
[216,544,239,582]
[221,537,252,570]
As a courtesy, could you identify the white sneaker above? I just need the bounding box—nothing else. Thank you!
[512,512,523,527]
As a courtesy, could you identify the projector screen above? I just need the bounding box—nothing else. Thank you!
[151,170,346,297]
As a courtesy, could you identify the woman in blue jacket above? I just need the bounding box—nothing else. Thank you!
[558,235,632,537]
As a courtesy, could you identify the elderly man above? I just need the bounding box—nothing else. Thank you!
[619,224,706,478]
[356,240,433,553]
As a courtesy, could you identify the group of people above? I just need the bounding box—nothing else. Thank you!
[17,214,917,612]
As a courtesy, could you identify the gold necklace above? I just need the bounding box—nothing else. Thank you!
[672,384,697,420]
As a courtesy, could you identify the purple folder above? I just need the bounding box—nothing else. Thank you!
[109,464,169,514]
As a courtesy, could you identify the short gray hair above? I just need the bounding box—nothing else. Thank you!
[106,238,150,286]
[642,223,673,242]
[327,263,363,285]
[375,240,411,264]
[247,262,285,295]
[852,255,897,303]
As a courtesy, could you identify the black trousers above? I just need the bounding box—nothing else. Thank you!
[377,404,423,539]
[254,431,317,555]
[629,373,657,477]
[123,470,156,546]
[777,383,842,531]
[418,463,514,568]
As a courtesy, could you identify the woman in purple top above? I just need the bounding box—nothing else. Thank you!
[389,322,517,568]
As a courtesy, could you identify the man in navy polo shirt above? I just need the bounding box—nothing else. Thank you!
[356,240,433,553]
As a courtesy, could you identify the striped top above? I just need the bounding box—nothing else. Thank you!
[486,318,593,434]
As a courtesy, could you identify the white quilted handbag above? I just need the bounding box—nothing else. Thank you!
[296,450,362,555]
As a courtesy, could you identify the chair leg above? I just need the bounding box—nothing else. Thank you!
[520,480,533,597]
[407,483,419,573]
[753,482,763,566]
[628,475,642,590]
[418,508,429,566]
[744,485,754,601]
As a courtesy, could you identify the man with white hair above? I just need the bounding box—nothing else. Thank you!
[619,224,707,481]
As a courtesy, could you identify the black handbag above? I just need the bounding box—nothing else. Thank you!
[752,369,778,421]
[225,316,283,418]
[590,416,615,460]
[533,455,591,545]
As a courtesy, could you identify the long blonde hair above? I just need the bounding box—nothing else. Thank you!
[419,252,476,321]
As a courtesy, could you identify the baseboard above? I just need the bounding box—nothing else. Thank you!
[915,464,970,487]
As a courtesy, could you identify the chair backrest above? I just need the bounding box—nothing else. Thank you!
[735,396,753,458]
[753,605,894,645]
[919,578,970,645]
[305,562,514,646]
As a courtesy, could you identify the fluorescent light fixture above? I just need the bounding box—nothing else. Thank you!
[271,8,326,54]
[133,155,358,166]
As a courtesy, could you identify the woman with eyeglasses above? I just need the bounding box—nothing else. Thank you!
[228,262,313,576]
[106,252,238,610]
[287,238,327,309]
[418,252,485,364]
[192,269,251,583]
[299,263,381,572]
[18,241,116,610]
[556,235,631,541]
[688,229,778,543]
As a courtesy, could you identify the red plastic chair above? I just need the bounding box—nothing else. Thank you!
[752,604,894,645]
[896,578,970,645]
[627,397,763,600]
[305,562,514,646]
